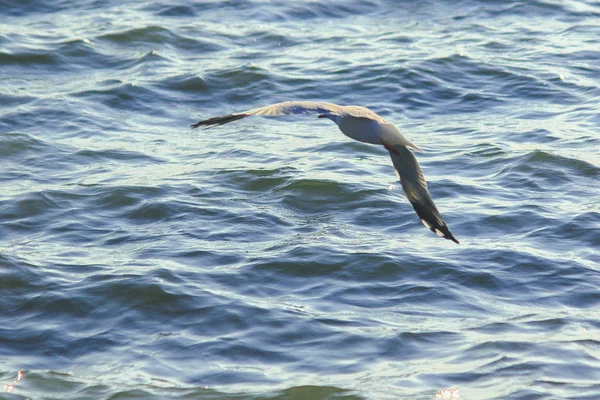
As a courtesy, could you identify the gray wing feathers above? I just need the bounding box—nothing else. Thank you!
[191,101,384,128]
[191,101,342,128]
[249,101,343,117]
[389,146,459,243]
[250,101,385,121]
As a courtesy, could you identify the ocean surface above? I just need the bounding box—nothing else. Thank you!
[1,0,600,399]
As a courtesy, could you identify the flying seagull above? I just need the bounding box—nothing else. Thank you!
[191,101,459,243]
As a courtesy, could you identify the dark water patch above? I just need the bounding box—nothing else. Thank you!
[545,74,600,98]
[557,50,600,73]
[0,0,73,16]
[97,26,220,53]
[208,340,298,365]
[121,201,174,224]
[470,209,555,239]
[141,0,256,20]
[154,297,249,336]
[0,93,36,109]
[500,71,581,105]
[461,142,511,172]
[74,148,164,164]
[0,102,96,134]
[477,0,600,21]
[200,212,293,243]
[0,133,162,186]
[164,249,244,269]
[460,249,560,299]
[383,66,442,94]
[0,253,48,295]
[52,39,140,71]
[273,386,363,400]
[158,0,380,23]
[0,50,63,69]
[1,190,74,229]
[17,291,98,322]
[376,32,416,46]
[530,211,600,249]
[337,254,435,284]
[72,83,167,114]
[244,31,305,50]
[278,1,380,21]
[273,178,380,214]
[203,64,275,98]
[480,39,514,52]
[157,73,210,93]
[98,26,178,46]
[521,317,569,333]
[491,150,600,195]
[92,185,168,213]
[525,150,599,178]
[380,331,463,361]
[212,168,295,194]
[45,219,114,246]
[0,132,55,158]
[517,110,562,121]
[153,4,198,18]
[507,128,560,144]
[328,280,459,311]
[0,322,117,364]
[248,246,349,279]
[557,24,600,38]
[412,54,512,112]
[558,286,600,309]
[83,274,199,319]
[456,91,504,111]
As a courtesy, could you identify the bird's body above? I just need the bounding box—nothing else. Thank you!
[192,100,459,243]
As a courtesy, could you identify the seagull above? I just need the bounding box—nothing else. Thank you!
[192,101,459,243]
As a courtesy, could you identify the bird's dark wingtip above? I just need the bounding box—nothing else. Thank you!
[418,215,459,244]
[437,225,459,244]
[447,232,460,244]
[430,223,459,244]
[190,113,249,129]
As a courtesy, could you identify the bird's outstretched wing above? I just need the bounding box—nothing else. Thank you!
[388,145,459,243]
[191,101,383,128]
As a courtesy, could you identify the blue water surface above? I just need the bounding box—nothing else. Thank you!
[1,1,600,399]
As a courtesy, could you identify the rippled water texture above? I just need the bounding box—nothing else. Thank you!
[1,0,600,399]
